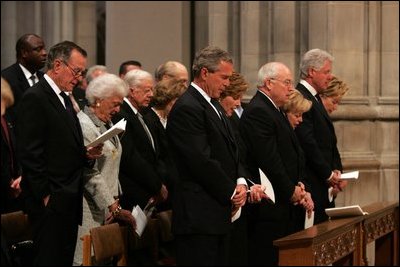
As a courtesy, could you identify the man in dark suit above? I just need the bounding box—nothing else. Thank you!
[16,41,102,265]
[166,46,248,265]
[112,69,168,265]
[239,62,308,265]
[1,33,47,126]
[294,48,344,224]
[113,69,168,212]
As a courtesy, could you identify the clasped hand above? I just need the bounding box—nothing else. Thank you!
[247,184,269,203]
[231,184,247,208]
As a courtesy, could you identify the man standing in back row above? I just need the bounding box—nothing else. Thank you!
[1,33,47,127]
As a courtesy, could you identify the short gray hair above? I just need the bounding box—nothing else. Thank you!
[124,69,153,88]
[299,48,334,79]
[154,61,187,82]
[257,62,283,88]
[192,46,232,78]
[86,65,108,84]
[85,73,128,105]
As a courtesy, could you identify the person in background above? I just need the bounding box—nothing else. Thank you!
[154,61,189,87]
[1,33,47,126]
[166,46,248,266]
[16,41,103,265]
[72,65,108,111]
[73,73,136,265]
[218,71,266,266]
[239,62,307,265]
[1,77,22,214]
[143,78,187,264]
[119,60,142,79]
[294,48,346,224]
[319,76,350,200]
[320,75,350,114]
[281,89,315,231]
[219,71,248,132]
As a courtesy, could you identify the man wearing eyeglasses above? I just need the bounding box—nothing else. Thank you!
[239,62,308,266]
[16,41,103,265]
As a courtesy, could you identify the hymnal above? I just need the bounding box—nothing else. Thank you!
[325,204,368,218]
[87,118,126,147]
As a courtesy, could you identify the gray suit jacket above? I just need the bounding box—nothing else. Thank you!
[74,107,122,265]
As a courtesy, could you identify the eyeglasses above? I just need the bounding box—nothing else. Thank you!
[62,61,86,78]
[270,78,293,87]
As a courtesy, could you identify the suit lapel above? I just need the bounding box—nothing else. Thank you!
[42,80,83,145]
[188,86,239,161]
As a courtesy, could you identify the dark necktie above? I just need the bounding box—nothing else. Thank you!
[211,99,235,142]
[60,91,76,119]
[29,75,37,86]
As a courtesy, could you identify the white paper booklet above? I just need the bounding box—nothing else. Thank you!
[304,210,314,229]
[325,204,368,218]
[131,205,148,237]
[340,170,359,180]
[87,118,126,147]
[259,169,275,203]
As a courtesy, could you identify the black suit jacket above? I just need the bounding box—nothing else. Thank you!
[166,86,247,235]
[1,63,44,125]
[113,101,164,210]
[239,91,306,224]
[295,83,343,223]
[143,108,179,207]
[16,78,87,219]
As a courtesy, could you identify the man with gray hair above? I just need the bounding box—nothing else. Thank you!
[154,60,189,87]
[239,61,308,265]
[113,69,169,264]
[294,48,345,224]
[72,65,108,111]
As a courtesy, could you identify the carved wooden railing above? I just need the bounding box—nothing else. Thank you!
[273,201,398,266]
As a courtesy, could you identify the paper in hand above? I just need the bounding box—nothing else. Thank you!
[304,210,314,229]
[87,118,126,147]
[340,170,359,180]
[132,205,148,237]
[259,169,275,203]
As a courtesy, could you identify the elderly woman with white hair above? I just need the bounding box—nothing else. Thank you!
[73,73,136,265]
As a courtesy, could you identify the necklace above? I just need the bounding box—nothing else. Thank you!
[152,107,167,128]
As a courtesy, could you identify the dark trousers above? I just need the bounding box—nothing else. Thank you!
[176,233,230,266]
[26,194,80,266]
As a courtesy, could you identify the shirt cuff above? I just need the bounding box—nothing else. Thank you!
[326,171,334,182]
[236,177,248,187]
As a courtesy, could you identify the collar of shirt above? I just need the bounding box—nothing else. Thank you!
[191,82,220,117]
[123,97,139,115]
[299,79,318,98]
[19,63,37,85]
[43,74,67,107]
[258,89,280,111]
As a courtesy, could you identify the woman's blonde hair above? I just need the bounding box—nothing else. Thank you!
[220,71,248,99]
[282,89,312,114]
[321,76,349,98]
[151,79,187,109]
